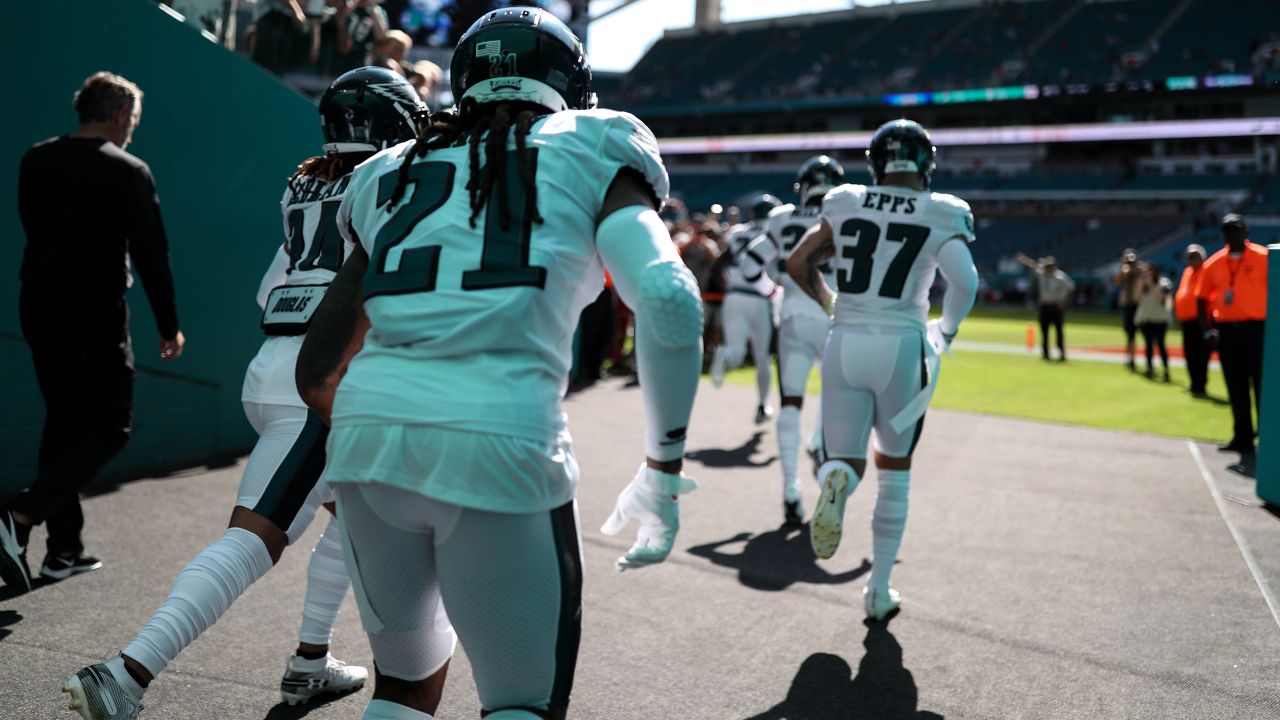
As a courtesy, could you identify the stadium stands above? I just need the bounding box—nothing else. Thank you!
[613,0,1280,110]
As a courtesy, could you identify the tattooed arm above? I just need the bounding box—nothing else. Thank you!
[786,219,837,313]
[296,245,371,425]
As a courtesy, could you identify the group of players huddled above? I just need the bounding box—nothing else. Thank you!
[53,8,978,719]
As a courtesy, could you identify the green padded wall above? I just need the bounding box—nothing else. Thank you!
[1,1,322,491]
[1258,244,1280,503]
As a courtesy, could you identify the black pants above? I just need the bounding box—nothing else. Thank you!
[1039,304,1065,359]
[1218,320,1264,447]
[1139,322,1169,372]
[1122,304,1138,355]
[1179,319,1210,393]
[13,298,134,556]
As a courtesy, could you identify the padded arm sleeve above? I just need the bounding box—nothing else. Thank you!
[256,246,292,309]
[597,206,703,461]
[937,239,979,336]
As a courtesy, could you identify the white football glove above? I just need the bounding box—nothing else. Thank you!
[600,463,698,572]
[926,319,956,358]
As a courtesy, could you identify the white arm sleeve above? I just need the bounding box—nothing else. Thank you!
[739,232,780,294]
[256,247,292,310]
[937,239,979,336]
[597,206,704,461]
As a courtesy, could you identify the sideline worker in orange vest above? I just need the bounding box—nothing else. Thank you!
[1174,244,1210,397]
[1196,214,1268,455]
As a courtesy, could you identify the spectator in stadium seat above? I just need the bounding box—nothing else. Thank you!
[1,72,184,594]
[1175,244,1210,397]
[371,29,413,76]
[334,0,388,73]
[1115,248,1141,370]
[1017,253,1074,361]
[251,0,307,75]
[406,60,443,103]
[1197,215,1268,455]
[1134,263,1173,382]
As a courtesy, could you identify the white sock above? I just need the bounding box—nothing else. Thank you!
[298,515,350,646]
[123,527,273,677]
[103,656,145,701]
[364,699,434,719]
[777,406,802,499]
[870,469,910,594]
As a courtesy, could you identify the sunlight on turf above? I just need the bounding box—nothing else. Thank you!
[720,307,1241,441]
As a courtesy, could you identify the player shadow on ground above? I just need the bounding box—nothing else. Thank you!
[261,690,362,719]
[0,571,77,603]
[0,610,21,642]
[685,432,776,469]
[742,621,944,720]
[687,527,869,591]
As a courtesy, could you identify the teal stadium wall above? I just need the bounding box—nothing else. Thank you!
[1258,245,1280,503]
[1,1,322,492]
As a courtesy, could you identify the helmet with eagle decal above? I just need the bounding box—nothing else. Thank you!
[319,66,427,154]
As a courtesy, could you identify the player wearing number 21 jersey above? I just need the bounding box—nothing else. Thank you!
[295,9,703,719]
[788,119,979,623]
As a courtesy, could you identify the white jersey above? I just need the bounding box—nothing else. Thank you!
[722,221,771,294]
[821,183,975,330]
[333,109,669,445]
[750,202,830,322]
[242,172,356,407]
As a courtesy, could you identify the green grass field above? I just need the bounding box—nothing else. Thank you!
[724,306,1238,442]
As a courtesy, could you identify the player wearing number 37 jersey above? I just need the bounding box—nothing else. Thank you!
[296,9,703,720]
[788,119,979,622]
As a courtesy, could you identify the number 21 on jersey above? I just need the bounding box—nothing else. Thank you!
[364,150,546,299]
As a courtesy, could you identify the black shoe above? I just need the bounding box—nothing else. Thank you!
[1189,388,1208,398]
[0,511,32,594]
[40,552,103,580]
[1125,360,1136,371]
[784,500,804,526]
[1217,441,1256,455]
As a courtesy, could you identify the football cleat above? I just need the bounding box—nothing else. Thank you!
[784,499,804,526]
[754,404,775,424]
[64,663,143,720]
[279,653,368,706]
[864,586,902,621]
[0,510,31,594]
[810,463,856,560]
[710,346,727,388]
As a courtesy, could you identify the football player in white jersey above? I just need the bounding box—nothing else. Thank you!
[64,69,453,720]
[739,157,845,524]
[788,120,979,621]
[295,10,702,720]
[710,194,782,424]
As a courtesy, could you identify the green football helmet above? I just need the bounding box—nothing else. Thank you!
[749,193,782,221]
[319,66,426,154]
[794,155,846,204]
[450,7,595,113]
[866,119,936,189]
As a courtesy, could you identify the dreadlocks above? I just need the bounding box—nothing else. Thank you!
[386,100,545,231]
[287,154,366,197]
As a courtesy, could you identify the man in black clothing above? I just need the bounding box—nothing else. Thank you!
[0,72,185,594]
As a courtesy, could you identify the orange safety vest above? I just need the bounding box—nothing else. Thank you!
[1195,242,1268,322]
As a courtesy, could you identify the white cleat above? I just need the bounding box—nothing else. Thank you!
[810,463,854,559]
[710,346,727,388]
[64,663,143,719]
[279,653,368,707]
[864,586,902,621]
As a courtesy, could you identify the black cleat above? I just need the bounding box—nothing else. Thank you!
[40,552,103,580]
[784,500,804,526]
